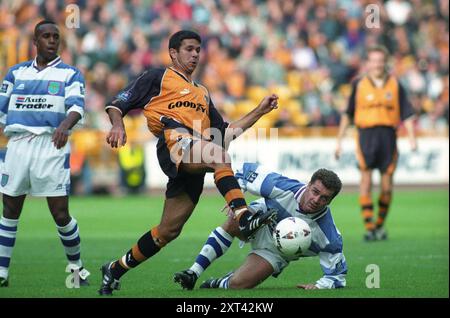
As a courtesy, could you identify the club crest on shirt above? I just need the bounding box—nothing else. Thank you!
[1,174,9,187]
[48,81,62,95]
[385,91,392,100]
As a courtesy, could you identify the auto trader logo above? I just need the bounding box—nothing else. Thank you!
[15,96,54,109]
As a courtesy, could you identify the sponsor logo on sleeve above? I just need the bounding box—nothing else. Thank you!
[117,91,131,102]
[0,83,8,93]
[245,171,258,183]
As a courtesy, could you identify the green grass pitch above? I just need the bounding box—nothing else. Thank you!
[0,189,448,298]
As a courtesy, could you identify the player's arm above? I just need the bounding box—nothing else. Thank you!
[399,83,417,151]
[298,244,347,290]
[234,162,299,199]
[335,80,358,160]
[208,94,278,150]
[106,108,126,148]
[224,94,279,149]
[0,69,15,130]
[105,69,163,148]
[53,70,85,149]
[53,112,81,149]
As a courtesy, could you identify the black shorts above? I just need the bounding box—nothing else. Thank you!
[156,116,205,204]
[165,170,205,205]
[356,126,398,174]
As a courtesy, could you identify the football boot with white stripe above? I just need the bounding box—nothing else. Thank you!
[173,269,198,290]
[98,262,121,296]
[239,208,277,239]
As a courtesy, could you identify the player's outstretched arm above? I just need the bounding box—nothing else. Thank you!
[297,283,318,290]
[106,108,127,148]
[224,94,279,148]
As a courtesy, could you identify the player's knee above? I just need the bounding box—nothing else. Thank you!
[3,204,17,219]
[156,225,182,245]
[52,212,71,227]
[2,196,23,219]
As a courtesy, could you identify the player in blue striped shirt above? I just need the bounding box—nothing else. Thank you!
[0,20,89,287]
[174,162,347,290]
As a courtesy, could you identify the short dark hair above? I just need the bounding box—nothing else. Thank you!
[310,168,342,199]
[168,30,201,51]
[366,44,389,60]
[34,20,57,36]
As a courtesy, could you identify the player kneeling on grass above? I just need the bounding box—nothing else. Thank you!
[174,162,347,290]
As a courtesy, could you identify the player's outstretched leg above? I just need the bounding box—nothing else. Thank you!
[98,228,163,296]
[174,226,234,290]
[98,262,121,296]
[200,253,273,290]
[199,271,234,289]
[213,166,275,238]
[99,194,194,295]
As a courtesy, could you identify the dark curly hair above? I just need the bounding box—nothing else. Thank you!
[168,30,201,51]
[310,169,342,199]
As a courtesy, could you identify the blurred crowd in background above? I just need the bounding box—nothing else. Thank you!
[0,0,448,194]
[1,0,449,131]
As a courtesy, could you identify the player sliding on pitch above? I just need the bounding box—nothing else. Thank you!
[174,162,347,290]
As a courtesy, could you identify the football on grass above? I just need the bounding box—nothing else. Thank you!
[273,217,312,256]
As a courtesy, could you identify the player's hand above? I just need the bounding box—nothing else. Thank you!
[297,283,318,290]
[52,125,69,149]
[334,144,342,160]
[220,204,234,217]
[258,94,279,115]
[106,124,127,148]
[410,139,418,152]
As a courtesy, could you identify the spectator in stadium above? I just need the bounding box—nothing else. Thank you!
[99,30,279,296]
[1,1,448,132]
[173,162,346,290]
[334,45,417,241]
[0,20,90,287]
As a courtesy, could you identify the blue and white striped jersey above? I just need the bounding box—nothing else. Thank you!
[235,162,347,289]
[0,56,85,135]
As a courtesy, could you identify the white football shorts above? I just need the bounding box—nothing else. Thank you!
[250,226,292,277]
[0,132,71,197]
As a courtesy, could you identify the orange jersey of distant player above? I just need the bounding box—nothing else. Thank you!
[346,75,414,128]
[106,67,228,140]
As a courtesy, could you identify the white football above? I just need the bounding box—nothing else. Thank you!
[273,217,312,256]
